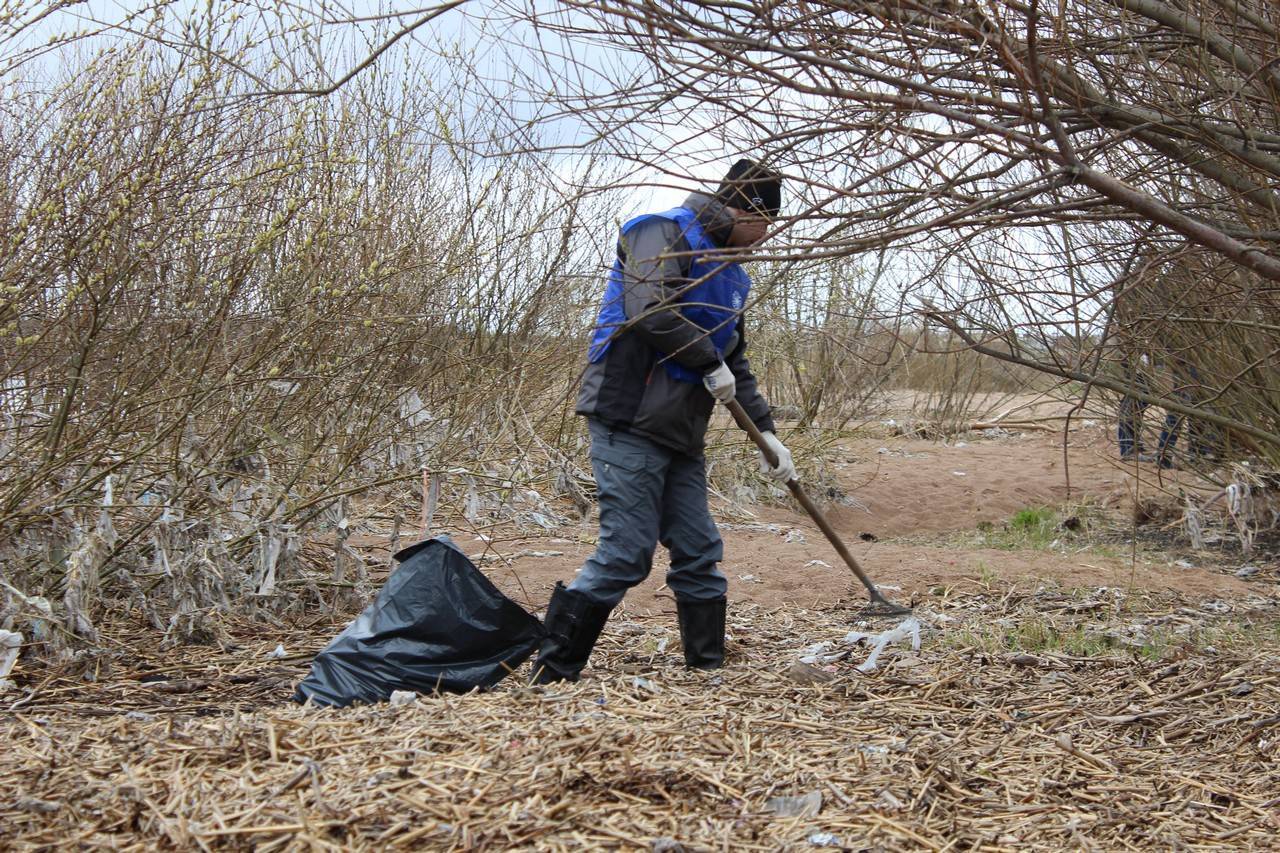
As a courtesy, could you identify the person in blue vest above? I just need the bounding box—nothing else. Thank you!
[532,159,795,684]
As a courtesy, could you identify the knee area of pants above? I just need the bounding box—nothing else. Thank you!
[603,546,657,570]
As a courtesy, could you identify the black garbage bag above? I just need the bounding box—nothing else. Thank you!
[294,536,544,708]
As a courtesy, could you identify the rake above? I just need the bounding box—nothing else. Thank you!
[725,399,911,616]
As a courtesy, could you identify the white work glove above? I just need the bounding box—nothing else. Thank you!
[758,431,796,484]
[702,362,736,403]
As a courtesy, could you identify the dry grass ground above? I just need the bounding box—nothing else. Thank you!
[2,588,1278,850]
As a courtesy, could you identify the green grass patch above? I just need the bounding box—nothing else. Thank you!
[1010,506,1055,531]
[974,501,1116,552]
[891,499,1133,558]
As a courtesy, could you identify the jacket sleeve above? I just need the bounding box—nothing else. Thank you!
[618,217,722,372]
[726,321,776,433]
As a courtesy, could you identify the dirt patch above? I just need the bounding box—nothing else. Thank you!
[465,530,1254,620]
[823,423,1212,537]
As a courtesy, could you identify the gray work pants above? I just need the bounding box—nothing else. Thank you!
[568,419,727,606]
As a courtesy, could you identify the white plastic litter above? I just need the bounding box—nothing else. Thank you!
[389,690,418,705]
[266,643,286,659]
[799,641,839,664]
[1227,483,1246,515]
[0,629,21,692]
[844,617,921,672]
[765,790,823,818]
[803,560,832,569]
[808,832,842,847]
[0,630,20,677]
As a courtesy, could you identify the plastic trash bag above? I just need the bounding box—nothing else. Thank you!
[294,536,544,707]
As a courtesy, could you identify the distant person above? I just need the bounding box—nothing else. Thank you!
[531,159,795,684]
[1155,361,1216,468]
[1117,394,1154,462]
[1116,360,1155,462]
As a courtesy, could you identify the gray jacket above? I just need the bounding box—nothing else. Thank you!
[575,192,776,456]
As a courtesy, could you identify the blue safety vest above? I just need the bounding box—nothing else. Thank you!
[586,206,750,383]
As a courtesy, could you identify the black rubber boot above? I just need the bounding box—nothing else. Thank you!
[531,582,613,684]
[677,596,726,670]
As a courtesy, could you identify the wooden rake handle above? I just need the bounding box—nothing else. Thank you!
[723,399,907,612]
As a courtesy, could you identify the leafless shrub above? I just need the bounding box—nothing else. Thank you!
[0,34,617,652]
